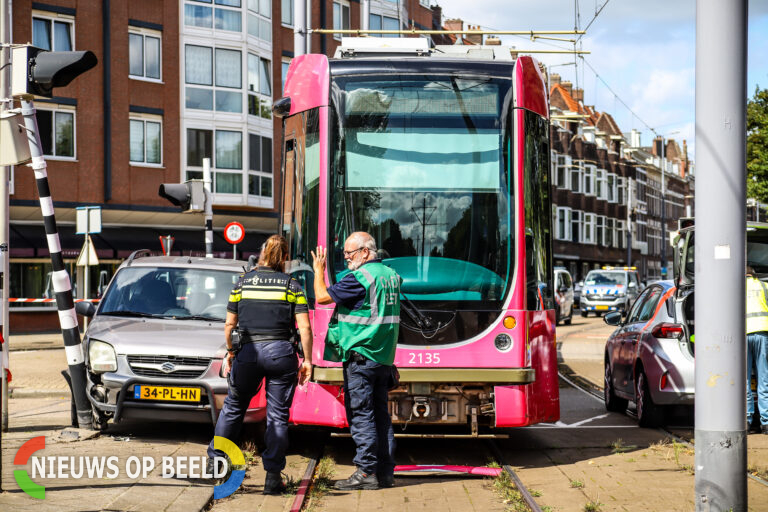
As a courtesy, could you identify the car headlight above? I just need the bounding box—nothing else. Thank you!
[617,292,626,297]
[88,340,117,373]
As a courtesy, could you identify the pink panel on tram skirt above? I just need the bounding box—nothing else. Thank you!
[283,54,330,115]
[290,382,348,427]
[248,385,266,409]
[515,56,549,119]
[495,310,560,427]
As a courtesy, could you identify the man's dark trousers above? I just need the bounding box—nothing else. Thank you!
[207,341,298,472]
[343,353,396,478]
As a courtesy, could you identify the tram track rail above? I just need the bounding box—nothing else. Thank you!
[558,368,768,489]
[486,439,543,512]
[290,437,327,512]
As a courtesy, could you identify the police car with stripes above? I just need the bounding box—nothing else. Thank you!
[579,266,641,317]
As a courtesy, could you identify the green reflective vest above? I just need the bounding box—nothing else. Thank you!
[324,262,401,365]
[747,276,768,334]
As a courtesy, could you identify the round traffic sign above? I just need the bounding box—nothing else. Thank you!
[223,222,245,245]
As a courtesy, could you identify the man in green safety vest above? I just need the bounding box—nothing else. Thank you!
[312,232,401,490]
[746,265,768,434]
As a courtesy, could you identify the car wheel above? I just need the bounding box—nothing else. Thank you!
[636,369,663,428]
[604,360,628,413]
[580,310,588,318]
[564,305,573,325]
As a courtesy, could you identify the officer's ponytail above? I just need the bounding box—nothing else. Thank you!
[260,235,289,272]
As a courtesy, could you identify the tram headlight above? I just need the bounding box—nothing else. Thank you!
[494,333,513,352]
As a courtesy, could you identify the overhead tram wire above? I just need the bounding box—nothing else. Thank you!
[576,0,612,43]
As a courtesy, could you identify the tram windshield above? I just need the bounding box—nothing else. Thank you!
[329,74,513,305]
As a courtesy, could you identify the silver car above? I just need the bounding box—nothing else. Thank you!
[554,267,574,325]
[74,251,265,429]
[602,280,694,427]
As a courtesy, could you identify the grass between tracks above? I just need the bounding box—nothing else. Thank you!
[304,456,337,512]
[489,469,550,512]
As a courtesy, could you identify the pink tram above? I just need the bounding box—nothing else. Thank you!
[277,40,559,431]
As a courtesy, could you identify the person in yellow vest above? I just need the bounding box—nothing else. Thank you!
[746,265,768,434]
[312,232,401,490]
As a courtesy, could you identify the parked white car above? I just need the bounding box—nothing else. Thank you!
[554,267,574,325]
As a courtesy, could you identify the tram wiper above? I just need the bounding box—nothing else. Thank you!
[399,293,435,330]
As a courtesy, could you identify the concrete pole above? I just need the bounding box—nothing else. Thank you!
[202,158,213,258]
[694,1,747,510]
[0,0,11,438]
[362,0,370,31]
[294,0,307,57]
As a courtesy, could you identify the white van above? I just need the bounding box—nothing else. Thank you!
[554,267,574,325]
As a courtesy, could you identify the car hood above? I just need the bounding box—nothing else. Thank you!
[86,316,226,358]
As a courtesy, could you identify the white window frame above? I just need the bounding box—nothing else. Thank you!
[128,28,163,83]
[333,0,351,41]
[184,0,243,34]
[129,114,163,167]
[607,173,617,203]
[420,0,430,6]
[247,0,272,43]
[582,164,595,196]
[281,0,293,26]
[570,162,582,194]
[596,169,608,200]
[617,177,625,205]
[247,132,273,201]
[555,154,570,190]
[583,213,596,244]
[618,220,626,249]
[35,104,77,161]
[247,53,272,119]
[281,56,291,94]
[32,10,75,51]
[184,44,244,114]
[555,206,572,241]
[571,209,582,244]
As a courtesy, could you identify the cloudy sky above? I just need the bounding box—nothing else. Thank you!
[433,0,768,160]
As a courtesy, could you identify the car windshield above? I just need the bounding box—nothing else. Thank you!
[98,266,240,321]
[584,271,626,287]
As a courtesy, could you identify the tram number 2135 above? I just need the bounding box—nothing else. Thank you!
[408,352,441,364]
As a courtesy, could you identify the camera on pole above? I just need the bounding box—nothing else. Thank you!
[11,45,97,98]
[159,180,206,213]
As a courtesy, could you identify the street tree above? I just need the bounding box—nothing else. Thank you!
[747,86,768,202]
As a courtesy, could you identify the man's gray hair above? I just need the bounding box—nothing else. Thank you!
[348,232,377,252]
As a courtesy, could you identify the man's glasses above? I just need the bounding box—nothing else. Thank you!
[343,247,365,257]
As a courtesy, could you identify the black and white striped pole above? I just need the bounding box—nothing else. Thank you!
[19,99,92,428]
[10,46,98,429]
[203,157,213,258]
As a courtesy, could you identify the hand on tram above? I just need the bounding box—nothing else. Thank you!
[311,246,327,273]
[298,360,312,385]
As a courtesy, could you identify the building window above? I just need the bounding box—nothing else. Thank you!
[583,213,596,244]
[617,220,626,249]
[129,30,162,80]
[370,13,382,34]
[554,154,570,189]
[570,162,582,194]
[571,210,582,244]
[555,207,571,241]
[36,107,75,158]
[185,45,243,113]
[248,133,272,197]
[596,215,605,246]
[187,128,213,169]
[247,53,272,119]
[333,1,350,40]
[32,13,73,51]
[184,0,242,32]
[617,177,625,204]
[247,0,271,42]
[281,0,293,25]
[186,128,243,193]
[420,0,430,6]
[369,13,399,37]
[583,164,595,196]
[607,173,616,202]
[281,57,291,94]
[596,169,607,200]
[129,117,162,165]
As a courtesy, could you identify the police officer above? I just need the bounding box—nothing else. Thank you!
[312,232,400,490]
[207,235,313,494]
[747,265,768,434]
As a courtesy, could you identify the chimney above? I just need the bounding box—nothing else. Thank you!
[444,18,463,33]
[465,24,482,45]
[630,129,641,148]
[561,80,573,97]
[573,88,584,102]
[485,36,501,45]
[652,137,662,157]
[550,73,561,85]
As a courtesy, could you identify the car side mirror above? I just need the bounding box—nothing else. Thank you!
[604,311,623,326]
[628,281,637,288]
[75,301,96,318]
[558,286,568,293]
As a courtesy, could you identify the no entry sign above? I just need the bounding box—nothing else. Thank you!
[223,222,245,245]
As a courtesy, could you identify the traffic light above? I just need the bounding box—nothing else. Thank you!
[11,45,98,98]
[158,180,206,213]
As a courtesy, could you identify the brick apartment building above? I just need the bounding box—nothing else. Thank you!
[548,75,694,283]
[7,0,434,331]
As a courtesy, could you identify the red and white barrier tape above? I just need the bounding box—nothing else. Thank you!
[8,298,101,303]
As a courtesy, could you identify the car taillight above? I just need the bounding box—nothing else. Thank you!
[652,323,684,339]
[660,373,668,390]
